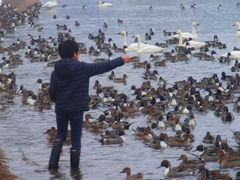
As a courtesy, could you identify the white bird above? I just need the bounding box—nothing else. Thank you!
[132,34,164,53]
[99,0,113,8]
[42,0,57,9]
[173,22,199,40]
[233,22,240,37]
[221,51,240,60]
[175,29,206,49]
[119,31,138,52]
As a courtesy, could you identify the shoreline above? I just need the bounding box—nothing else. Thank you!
[2,0,40,13]
[0,146,18,180]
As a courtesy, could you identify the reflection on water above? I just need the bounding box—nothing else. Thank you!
[1,0,240,179]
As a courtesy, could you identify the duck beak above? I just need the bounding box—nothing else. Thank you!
[156,165,162,169]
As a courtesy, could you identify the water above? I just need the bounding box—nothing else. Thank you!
[1,0,240,179]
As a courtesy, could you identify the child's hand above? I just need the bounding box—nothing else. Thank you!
[122,56,130,63]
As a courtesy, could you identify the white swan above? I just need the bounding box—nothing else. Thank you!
[221,51,240,60]
[175,29,206,49]
[233,22,240,37]
[99,0,113,8]
[119,31,138,52]
[42,0,57,9]
[133,34,164,53]
[173,22,199,40]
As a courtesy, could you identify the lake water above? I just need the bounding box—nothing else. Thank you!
[1,0,240,179]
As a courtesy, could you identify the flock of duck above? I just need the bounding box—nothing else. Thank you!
[1,1,240,179]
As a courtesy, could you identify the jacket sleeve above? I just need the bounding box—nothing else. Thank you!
[48,71,57,102]
[84,57,124,77]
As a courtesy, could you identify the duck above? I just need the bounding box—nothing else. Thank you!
[199,50,216,61]
[218,4,222,10]
[178,154,205,169]
[75,21,80,26]
[194,145,220,162]
[98,0,113,8]
[190,3,196,8]
[157,160,194,178]
[221,107,234,122]
[135,128,152,142]
[197,167,232,180]
[45,127,57,142]
[144,32,151,40]
[173,22,199,40]
[233,22,240,37]
[163,30,172,36]
[183,113,196,127]
[132,34,164,53]
[143,70,158,80]
[36,79,50,91]
[108,71,115,80]
[42,0,57,9]
[149,54,162,61]
[148,134,168,149]
[120,167,143,180]
[165,134,192,149]
[117,19,123,23]
[113,74,127,84]
[180,4,185,10]
[103,22,108,28]
[217,151,240,168]
[202,131,215,144]
[100,129,125,145]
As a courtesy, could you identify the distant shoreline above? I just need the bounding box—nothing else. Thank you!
[2,0,40,13]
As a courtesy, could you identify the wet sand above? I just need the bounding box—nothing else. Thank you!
[0,147,18,180]
[2,0,40,13]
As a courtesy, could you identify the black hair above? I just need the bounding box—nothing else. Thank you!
[58,40,79,59]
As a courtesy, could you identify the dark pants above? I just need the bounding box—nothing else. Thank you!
[56,111,83,150]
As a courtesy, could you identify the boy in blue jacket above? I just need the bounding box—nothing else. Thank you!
[48,39,130,169]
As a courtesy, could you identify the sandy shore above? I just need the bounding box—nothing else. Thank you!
[0,147,18,180]
[2,0,40,13]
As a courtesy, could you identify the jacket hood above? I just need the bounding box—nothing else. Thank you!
[54,58,79,79]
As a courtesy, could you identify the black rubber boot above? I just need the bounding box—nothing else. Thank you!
[48,139,63,170]
[70,149,80,169]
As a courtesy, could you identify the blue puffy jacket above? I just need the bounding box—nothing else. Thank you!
[49,57,124,113]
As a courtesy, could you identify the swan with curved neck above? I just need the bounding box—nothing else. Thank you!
[42,0,57,9]
[119,31,128,47]
[233,22,240,37]
[133,34,164,53]
[175,29,206,49]
[173,22,198,40]
[119,31,138,52]
[99,0,113,7]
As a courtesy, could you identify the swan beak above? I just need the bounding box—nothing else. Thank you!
[119,32,122,34]
[133,35,136,38]
[233,23,236,26]
[195,23,199,26]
